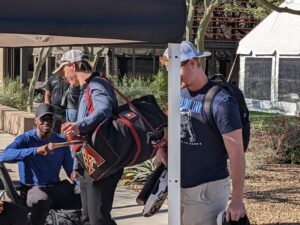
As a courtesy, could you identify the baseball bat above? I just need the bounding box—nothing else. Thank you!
[136,164,165,205]
[48,140,86,151]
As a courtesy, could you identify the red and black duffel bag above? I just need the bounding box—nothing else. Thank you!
[74,80,167,181]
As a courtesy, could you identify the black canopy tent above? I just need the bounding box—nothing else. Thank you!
[0,0,186,47]
[0,1,185,224]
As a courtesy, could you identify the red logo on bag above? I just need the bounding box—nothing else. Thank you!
[82,146,105,175]
[123,112,137,120]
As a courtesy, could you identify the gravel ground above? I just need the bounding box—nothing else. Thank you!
[121,162,300,225]
[244,164,300,225]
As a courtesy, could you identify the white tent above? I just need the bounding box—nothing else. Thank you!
[237,0,300,116]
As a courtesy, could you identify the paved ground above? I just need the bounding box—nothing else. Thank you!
[0,130,168,225]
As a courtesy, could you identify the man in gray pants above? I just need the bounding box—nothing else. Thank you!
[56,50,123,225]
[156,41,246,225]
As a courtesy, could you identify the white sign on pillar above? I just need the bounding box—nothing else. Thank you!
[168,43,181,225]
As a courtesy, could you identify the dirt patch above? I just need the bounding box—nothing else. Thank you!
[120,163,300,225]
[245,164,300,225]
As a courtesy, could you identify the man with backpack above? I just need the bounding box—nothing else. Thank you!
[157,41,247,225]
[44,74,69,132]
[54,49,123,225]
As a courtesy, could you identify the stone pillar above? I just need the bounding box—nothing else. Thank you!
[20,48,28,85]
[132,48,136,74]
[111,48,118,76]
[45,57,52,81]
[152,48,156,74]
[0,48,4,83]
[105,53,110,76]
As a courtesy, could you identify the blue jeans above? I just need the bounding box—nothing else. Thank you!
[66,108,78,122]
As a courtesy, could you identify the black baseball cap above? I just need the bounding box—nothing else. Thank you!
[35,104,55,118]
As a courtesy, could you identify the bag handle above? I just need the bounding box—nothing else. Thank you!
[85,76,156,132]
[102,77,156,132]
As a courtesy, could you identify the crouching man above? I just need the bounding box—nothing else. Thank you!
[0,104,81,225]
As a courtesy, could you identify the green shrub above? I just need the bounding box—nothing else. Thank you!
[123,159,155,184]
[149,68,168,112]
[114,69,168,112]
[115,75,152,104]
[249,112,300,165]
[0,77,29,111]
[281,129,300,164]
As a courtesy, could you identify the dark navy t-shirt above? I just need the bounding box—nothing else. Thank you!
[180,80,242,188]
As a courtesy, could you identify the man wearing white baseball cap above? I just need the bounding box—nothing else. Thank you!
[54,49,123,225]
[162,40,211,62]
[156,41,246,225]
[53,50,90,76]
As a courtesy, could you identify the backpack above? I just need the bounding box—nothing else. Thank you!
[45,75,69,114]
[203,74,250,151]
[46,209,82,225]
[74,78,167,180]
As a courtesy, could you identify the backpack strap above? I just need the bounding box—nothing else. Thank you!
[86,85,94,115]
[203,84,222,132]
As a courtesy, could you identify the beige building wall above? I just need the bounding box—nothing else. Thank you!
[0,48,4,83]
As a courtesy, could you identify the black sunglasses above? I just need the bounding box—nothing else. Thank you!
[38,115,54,123]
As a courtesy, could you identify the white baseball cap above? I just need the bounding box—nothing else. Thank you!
[163,41,211,63]
[53,50,89,75]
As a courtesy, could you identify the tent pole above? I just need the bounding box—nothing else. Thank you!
[168,43,181,225]
[227,54,238,82]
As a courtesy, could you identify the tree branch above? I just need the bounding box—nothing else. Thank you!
[186,0,196,41]
[27,47,53,112]
[196,0,220,51]
[257,0,300,15]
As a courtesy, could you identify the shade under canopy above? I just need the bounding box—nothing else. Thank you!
[0,0,186,47]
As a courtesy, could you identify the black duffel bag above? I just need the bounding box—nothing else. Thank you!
[75,81,167,181]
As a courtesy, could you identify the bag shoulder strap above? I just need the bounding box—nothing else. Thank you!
[99,76,156,132]
[86,84,94,115]
[203,84,222,132]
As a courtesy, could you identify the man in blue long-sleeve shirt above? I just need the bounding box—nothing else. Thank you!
[55,50,123,225]
[0,103,81,225]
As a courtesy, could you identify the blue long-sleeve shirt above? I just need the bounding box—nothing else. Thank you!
[0,129,74,186]
[76,74,117,134]
[74,74,117,169]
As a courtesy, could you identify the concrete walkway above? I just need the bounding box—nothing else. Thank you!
[0,130,168,225]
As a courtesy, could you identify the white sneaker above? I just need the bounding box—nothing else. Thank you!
[142,168,168,217]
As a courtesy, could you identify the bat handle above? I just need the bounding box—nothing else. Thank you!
[48,140,85,150]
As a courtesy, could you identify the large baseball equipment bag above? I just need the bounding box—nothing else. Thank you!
[204,74,250,151]
[74,79,167,180]
[136,165,168,217]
